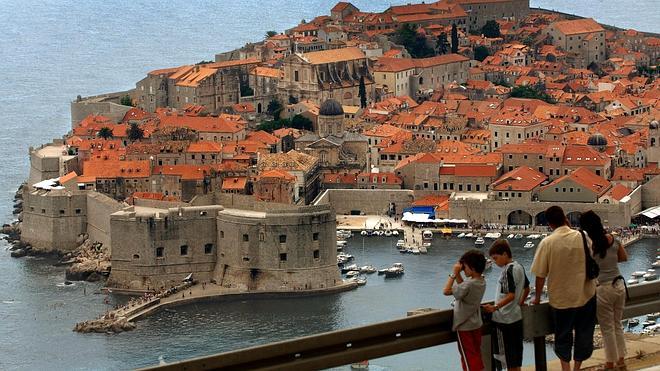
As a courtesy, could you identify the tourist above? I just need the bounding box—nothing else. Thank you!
[580,211,628,370]
[443,250,487,371]
[531,206,597,371]
[483,239,530,371]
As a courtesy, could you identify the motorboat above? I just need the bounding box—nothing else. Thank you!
[422,230,433,240]
[457,233,466,238]
[378,268,389,275]
[484,232,501,239]
[337,240,348,247]
[514,234,523,239]
[643,272,658,281]
[527,234,540,239]
[628,318,640,327]
[422,242,431,247]
[392,230,399,236]
[411,247,420,255]
[360,265,377,274]
[632,271,647,277]
[360,230,368,236]
[384,263,404,278]
[376,230,385,236]
[465,233,474,238]
[627,278,639,285]
[524,241,535,249]
[356,277,367,286]
[337,230,352,239]
[341,264,359,273]
[346,270,360,278]
[337,252,354,261]
[642,320,656,328]
[419,246,428,254]
[647,313,660,321]
[396,240,405,248]
[507,234,514,239]
[475,237,485,246]
[384,230,393,237]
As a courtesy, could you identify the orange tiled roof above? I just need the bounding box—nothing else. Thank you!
[158,114,245,134]
[187,141,222,153]
[222,177,248,190]
[544,167,610,195]
[551,18,604,35]
[82,160,151,180]
[492,166,547,191]
[301,47,365,65]
[607,184,631,201]
[153,164,212,181]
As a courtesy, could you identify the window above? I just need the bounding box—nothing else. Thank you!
[220,231,224,238]
[294,70,299,82]
[243,234,249,242]
[313,250,320,259]
[523,155,528,159]
[313,232,319,241]
[279,253,287,262]
[156,247,164,257]
[279,235,287,243]
[204,244,213,254]
[133,254,140,259]
[180,245,188,256]
[59,209,65,215]
[518,193,522,197]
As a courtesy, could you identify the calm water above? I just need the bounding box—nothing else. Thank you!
[0,1,657,370]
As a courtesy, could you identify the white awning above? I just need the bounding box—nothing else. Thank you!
[636,205,660,219]
[402,212,432,223]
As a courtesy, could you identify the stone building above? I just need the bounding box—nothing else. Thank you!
[257,150,321,204]
[107,201,341,292]
[253,170,296,204]
[278,47,375,106]
[545,18,606,69]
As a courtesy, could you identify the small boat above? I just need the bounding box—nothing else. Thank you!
[632,271,647,277]
[627,278,639,285]
[422,242,431,247]
[647,313,660,321]
[341,264,359,273]
[654,261,660,269]
[514,234,523,239]
[360,230,368,236]
[628,318,640,327]
[378,268,389,275]
[376,230,385,236]
[384,230,393,237]
[356,278,367,286]
[643,272,658,281]
[419,246,428,254]
[351,360,369,369]
[484,232,501,239]
[528,234,540,239]
[422,230,433,240]
[396,240,405,248]
[411,247,420,255]
[475,237,485,246]
[506,234,514,239]
[392,230,399,236]
[642,320,656,328]
[337,240,348,247]
[337,253,353,261]
[465,233,474,238]
[346,270,360,277]
[360,265,377,274]
[384,263,404,278]
[457,233,466,238]
[524,241,535,249]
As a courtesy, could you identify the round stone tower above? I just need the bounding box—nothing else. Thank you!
[317,99,344,137]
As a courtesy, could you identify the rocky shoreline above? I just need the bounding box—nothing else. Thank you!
[2,184,111,284]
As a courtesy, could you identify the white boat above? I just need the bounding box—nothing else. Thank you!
[392,230,399,236]
[627,278,639,285]
[475,237,485,246]
[356,278,367,286]
[337,240,348,247]
[524,241,535,249]
[360,230,368,236]
[341,264,359,273]
[337,252,353,261]
[419,246,428,254]
[514,234,523,239]
[384,263,404,278]
[654,261,660,269]
[411,247,420,255]
[507,234,514,239]
[528,234,540,239]
[647,313,660,321]
[422,230,433,240]
[628,318,640,327]
[384,230,393,237]
[422,242,431,247]
[632,271,647,277]
[396,240,405,248]
[643,272,658,281]
[642,320,656,328]
[360,265,377,274]
[465,233,474,238]
[457,233,466,238]
[648,269,656,274]
[485,232,501,239]
[346,270,360,277]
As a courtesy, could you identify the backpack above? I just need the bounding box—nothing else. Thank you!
[580,230,600,280]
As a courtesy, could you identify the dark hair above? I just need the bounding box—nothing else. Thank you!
[579,210,609,259]
[460,249,487,274]
[489,239,512,258]
[545,206,567,227]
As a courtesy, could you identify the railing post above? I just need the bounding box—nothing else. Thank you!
[533,336,547,371]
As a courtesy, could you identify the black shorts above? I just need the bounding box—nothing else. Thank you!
[492,320,524,369]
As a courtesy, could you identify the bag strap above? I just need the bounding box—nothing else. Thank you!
[580,230,590,258]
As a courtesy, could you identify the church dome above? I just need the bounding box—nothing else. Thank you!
[650,120,659,129]
[587,133,608,147]
[319,99,344,116]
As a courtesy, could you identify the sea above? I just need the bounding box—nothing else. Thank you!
[0,1,657,370]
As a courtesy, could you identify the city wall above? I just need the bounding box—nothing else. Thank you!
[314,189,415,216]
[86,192,126,251]
[641,175,660,209]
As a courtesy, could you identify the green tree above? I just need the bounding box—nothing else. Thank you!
[509,85,554,103]
[290,115,313,131]
[481,20,501,38]
[358,76,367,108]
[394,23,435,58]
[257,120,286,132]
[451,23,459,54]
[473,45,490,62]
[126,122,144,141]
[265,30,278,38]
[436,32,450,55]
[120,95,133,107]
[267,99,283,120]
[97,127,113,139]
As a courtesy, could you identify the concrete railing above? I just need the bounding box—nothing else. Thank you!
[138,280,660,371]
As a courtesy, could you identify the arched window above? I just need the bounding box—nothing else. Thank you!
[419,77,424,85]
[257,103,262,113]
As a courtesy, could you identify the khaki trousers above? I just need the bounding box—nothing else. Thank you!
[596,281,627,363]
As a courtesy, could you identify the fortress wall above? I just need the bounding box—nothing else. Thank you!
[86,192,125,251]
[70,89,134,128]
[314,189,414,216]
